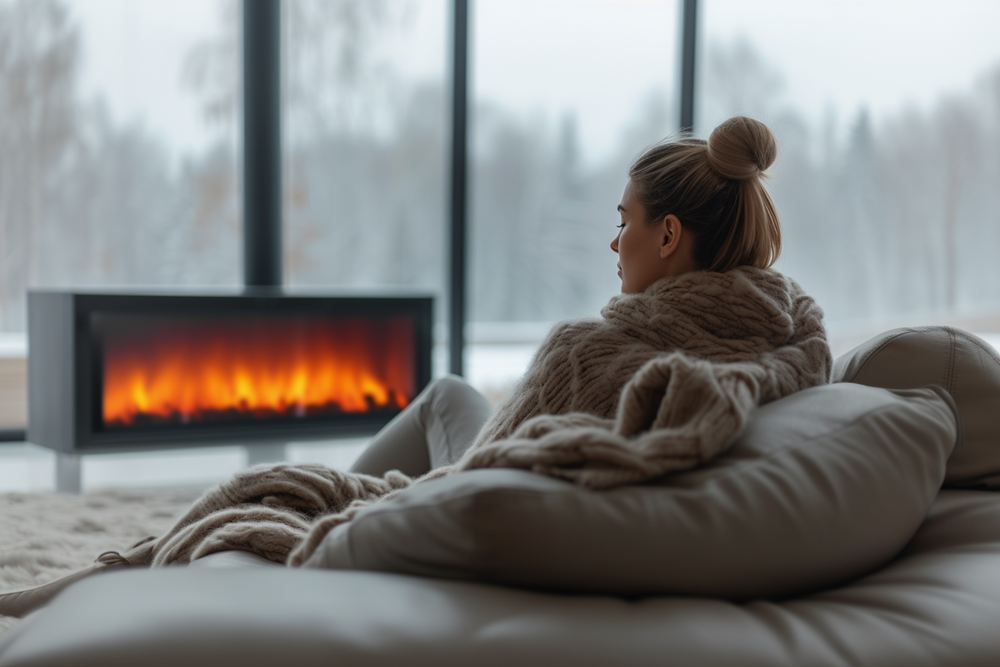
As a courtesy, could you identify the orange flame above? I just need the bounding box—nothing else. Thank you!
[102,314,415,428]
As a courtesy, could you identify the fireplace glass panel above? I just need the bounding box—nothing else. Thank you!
[92,312,416,434]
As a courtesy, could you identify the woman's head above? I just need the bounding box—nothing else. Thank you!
[611,116,781,293]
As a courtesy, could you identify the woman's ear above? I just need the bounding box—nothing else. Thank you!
[659,214,683,259]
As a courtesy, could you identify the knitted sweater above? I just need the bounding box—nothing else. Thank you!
[108,267,831,568]
[454,266,831,488]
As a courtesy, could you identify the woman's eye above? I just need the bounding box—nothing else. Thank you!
[616,222,625,229]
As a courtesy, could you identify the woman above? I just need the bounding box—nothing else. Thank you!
[349,115,815,483]
[0,116,830,616]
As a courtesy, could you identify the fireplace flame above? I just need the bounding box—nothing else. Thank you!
[102,315,415,428]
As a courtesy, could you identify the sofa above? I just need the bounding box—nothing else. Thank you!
[1,326,999,667]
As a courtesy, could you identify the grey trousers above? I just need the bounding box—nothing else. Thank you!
[349,375,493,478]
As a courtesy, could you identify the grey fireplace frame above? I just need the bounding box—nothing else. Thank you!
[28,289,433,461]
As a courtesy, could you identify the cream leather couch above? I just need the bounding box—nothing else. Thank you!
[1,327,999,667]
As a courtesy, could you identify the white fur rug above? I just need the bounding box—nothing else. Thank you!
[0,488,203,636]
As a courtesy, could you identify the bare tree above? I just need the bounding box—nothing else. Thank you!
[701,35,785,129]
[182,0,416,283]
[183,0,411,135]
[0,0,79,329]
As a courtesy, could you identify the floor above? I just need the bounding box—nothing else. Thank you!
[0,438,371,493]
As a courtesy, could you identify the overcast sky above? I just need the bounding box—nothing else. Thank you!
[71,0,1000,165]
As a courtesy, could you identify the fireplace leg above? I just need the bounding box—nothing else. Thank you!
[55,452,82,494]
[244,443,287,467]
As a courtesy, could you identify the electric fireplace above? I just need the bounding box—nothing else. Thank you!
[27,290,432,453]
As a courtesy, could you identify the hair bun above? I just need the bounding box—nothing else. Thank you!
[706,116,777,180]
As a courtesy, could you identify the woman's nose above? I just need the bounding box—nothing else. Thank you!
[610,232,620,253]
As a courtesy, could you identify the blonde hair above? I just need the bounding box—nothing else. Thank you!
[628,116,781,272]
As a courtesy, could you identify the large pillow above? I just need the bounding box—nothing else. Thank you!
[833,326,1000,488]
[303,384,956,599]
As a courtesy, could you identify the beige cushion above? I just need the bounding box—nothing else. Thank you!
[304,383,957,599]
[833,326,1000,487]
[6,490,1000,667]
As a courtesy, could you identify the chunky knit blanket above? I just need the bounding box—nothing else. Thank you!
[108,267,831,569]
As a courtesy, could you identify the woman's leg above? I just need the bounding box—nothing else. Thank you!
[349,375,492,477]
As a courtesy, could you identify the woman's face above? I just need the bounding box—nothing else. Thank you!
[611,180,671,294]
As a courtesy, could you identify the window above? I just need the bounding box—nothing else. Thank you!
[282,1,448,300]
[0,0,239,428]
[468,0,681,390]
[5,0,999,430]
[699,0,1000,352]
